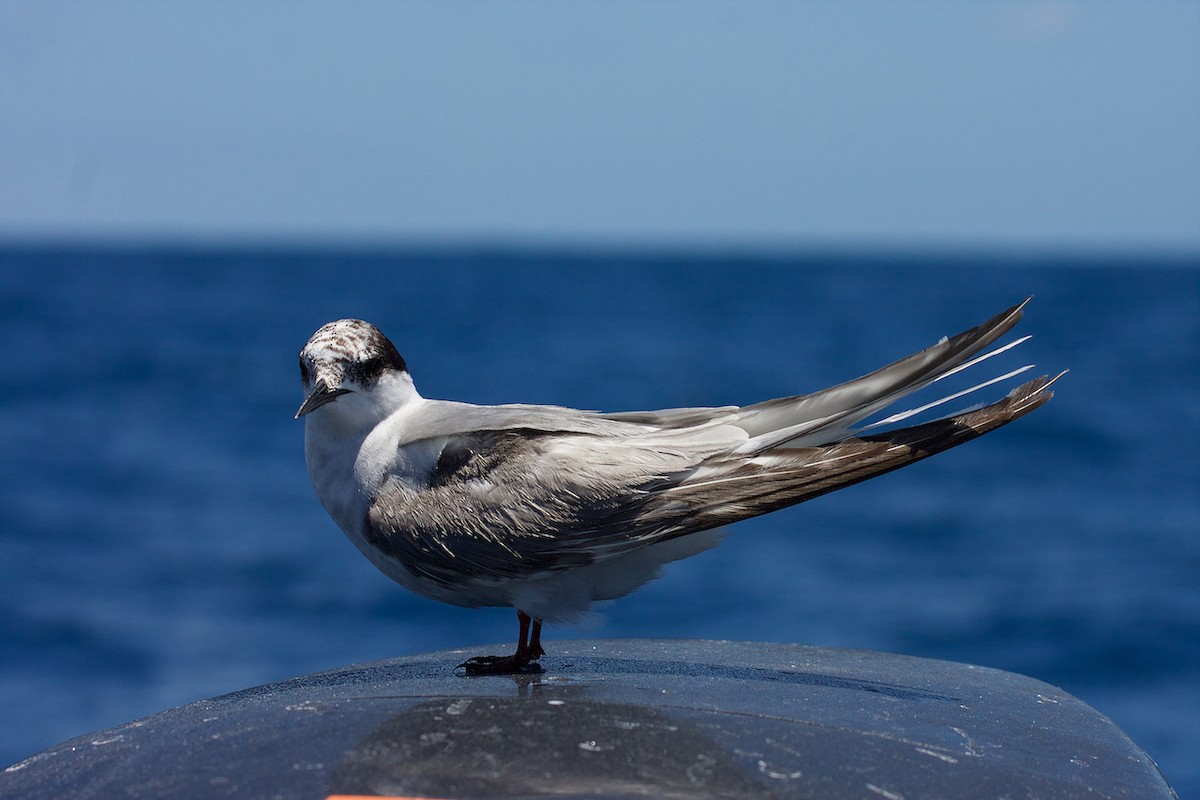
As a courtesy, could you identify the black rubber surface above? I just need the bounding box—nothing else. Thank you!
[1,640,1177,798]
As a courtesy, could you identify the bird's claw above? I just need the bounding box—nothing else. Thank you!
[455,654,544,676]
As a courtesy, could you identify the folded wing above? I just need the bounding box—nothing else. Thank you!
[366,300,1058,593]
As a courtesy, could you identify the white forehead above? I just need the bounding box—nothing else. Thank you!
[301,319,384,362]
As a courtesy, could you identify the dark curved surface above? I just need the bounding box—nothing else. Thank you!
[1,640,1177,799]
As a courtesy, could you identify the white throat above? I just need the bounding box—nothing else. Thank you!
[302,370,423,532]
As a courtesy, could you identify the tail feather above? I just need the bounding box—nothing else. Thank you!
[733,298,1031,452]
[857,363,1034,431]
[648,375,1058,533]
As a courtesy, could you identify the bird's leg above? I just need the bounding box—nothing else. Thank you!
[527,616,545,659]
[457,609,545,676]
[514,609,532,658]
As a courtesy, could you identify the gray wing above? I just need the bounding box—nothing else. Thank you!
[400,400,649,441]
[597,406,739,428]
[364,375,1057,591]
[365,426,724,589]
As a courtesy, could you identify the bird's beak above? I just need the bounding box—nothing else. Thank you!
[295,379,352,419]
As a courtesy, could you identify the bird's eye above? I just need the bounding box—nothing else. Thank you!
[299,359,312,384]
[361,356,385,376]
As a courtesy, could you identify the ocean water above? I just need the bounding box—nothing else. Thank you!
[0,246,1196,795]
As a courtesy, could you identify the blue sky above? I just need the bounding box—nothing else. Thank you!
[1,1,1197,251]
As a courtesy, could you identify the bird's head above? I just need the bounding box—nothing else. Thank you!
[295,319,414,420]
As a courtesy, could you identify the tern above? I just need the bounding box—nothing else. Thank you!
[296,299,1059,674]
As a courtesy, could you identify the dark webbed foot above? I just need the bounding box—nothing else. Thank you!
[455,609,545,676]
[457,654,544,676]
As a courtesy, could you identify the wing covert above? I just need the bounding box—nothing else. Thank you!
[363,429,707,590]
